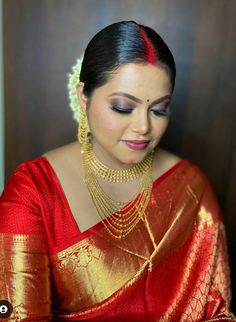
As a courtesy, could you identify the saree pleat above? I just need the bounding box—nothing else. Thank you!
[0,157,235,321]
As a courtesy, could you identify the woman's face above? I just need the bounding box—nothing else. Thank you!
[78,63,172,168]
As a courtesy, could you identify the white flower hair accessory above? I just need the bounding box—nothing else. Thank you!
[68,55,84,123]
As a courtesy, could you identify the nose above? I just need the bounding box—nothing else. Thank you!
[131,111,150,135]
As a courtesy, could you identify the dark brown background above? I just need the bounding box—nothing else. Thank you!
[4,0,236,312]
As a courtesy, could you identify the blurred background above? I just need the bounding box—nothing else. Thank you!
[2,0,236,312]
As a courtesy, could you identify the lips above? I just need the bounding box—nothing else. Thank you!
[121,140,150,151]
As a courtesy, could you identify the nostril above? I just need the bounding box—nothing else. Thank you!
[132,116,150,134]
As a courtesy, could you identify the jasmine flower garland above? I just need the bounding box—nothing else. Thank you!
[68,56,84,123]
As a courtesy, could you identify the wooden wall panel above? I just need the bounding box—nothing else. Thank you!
[4,0,236,311]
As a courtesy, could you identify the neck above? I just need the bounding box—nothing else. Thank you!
[91,141,144,170]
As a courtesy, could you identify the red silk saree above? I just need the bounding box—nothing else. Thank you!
[0,157,235,321]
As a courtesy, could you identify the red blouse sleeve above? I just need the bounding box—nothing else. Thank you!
[0,162,52,321]
[0,163,48,235]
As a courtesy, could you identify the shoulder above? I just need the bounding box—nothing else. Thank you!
[1,158,50,235]
[2,156,52,202]
[152,147,182,180]
[154,148,209,182]
[42,141,84,179]
[42,141,83,175]
[154,148,182,166]
[2,141,80,199]
[3,156,47,190]
[153,148,211,202]
[42,141,79,159]
[153,149,223,226]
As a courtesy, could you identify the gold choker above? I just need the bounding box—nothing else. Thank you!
[87,146,153,182]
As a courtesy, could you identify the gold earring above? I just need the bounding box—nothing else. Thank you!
[78,107,90,146]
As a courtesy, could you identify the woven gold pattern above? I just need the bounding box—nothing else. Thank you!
[0,234,51,320]
[51,163,234,320]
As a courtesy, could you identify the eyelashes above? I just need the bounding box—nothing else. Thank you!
[110,104,171,117]
[110,104,133,114]
[152,109,171,117]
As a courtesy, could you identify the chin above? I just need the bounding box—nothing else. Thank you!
[119,153,148,166]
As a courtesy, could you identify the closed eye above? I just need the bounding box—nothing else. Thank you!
[110,104,171,116]
[151,109,171,117]
[151,103,171,117]
[110,104,133,114]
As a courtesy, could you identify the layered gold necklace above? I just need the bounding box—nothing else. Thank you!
[82,143,154,239]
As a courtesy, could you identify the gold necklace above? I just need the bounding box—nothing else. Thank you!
[88,147,154,182]
[82,143,154,239]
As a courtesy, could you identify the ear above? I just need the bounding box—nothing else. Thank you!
[76,82,88,110]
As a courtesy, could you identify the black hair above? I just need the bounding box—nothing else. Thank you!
[80,21,176,97]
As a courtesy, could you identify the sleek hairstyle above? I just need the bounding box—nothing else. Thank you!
[80,21,176,97]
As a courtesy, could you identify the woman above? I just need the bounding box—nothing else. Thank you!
[0,21,235,321]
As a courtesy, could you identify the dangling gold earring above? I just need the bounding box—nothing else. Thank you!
[78,106,90,149]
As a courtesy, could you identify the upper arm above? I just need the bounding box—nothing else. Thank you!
[0,163,46,235]
[197,181,235,320]
[0,164,52,320]
[204,221,235,321]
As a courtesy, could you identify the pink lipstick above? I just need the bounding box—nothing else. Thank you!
[122,140,150,151]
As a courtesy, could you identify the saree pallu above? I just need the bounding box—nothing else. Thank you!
[0,157,235,321]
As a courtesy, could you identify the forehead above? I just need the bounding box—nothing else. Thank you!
[98,63,172,97]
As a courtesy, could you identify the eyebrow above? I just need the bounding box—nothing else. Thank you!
[108,92,171,108]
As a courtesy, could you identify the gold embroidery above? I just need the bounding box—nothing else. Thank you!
[52,162,234,320]
[56,242,101,273]
[0,233,51,320]
[51,235,149,312]
[52,162,205,317]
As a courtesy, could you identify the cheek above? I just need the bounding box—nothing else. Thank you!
[152,118,169,136]
[88,106,124,135]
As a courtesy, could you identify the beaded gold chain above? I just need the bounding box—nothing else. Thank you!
[88,147,153,182]
[82,143,154,239]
